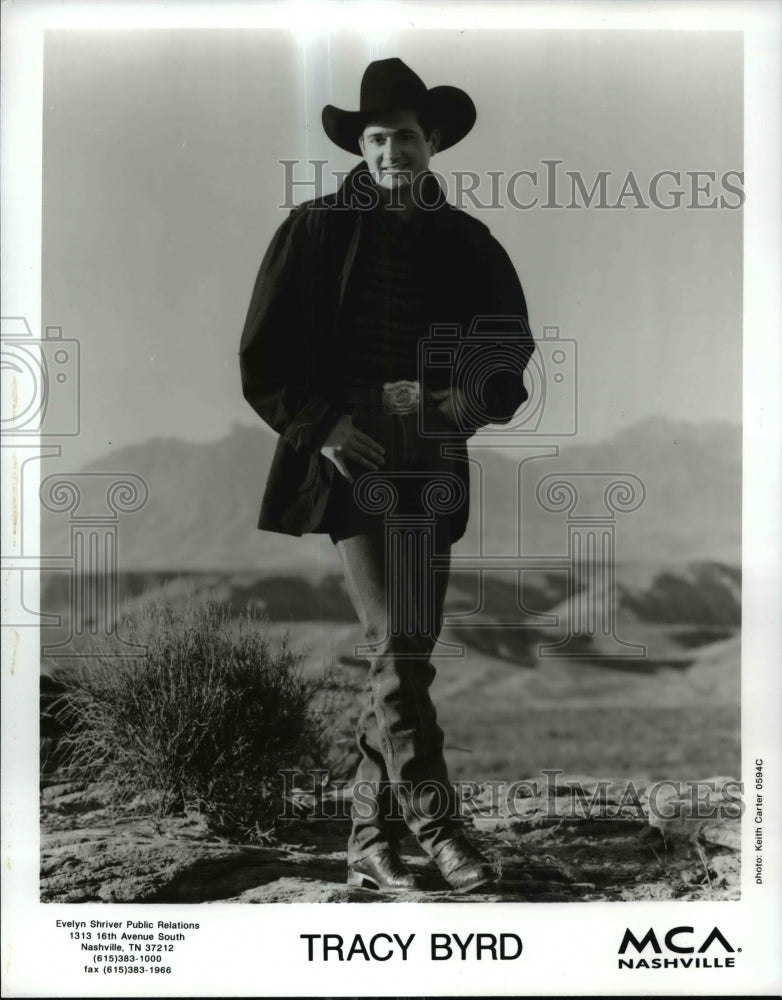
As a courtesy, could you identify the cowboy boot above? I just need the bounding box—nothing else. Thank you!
[432,835,496,893]
[347,846,424,892]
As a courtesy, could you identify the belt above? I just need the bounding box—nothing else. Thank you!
[345,380,442,415]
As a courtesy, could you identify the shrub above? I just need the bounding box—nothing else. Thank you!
[53,596,332,839]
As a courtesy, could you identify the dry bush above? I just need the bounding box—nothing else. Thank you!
[52,597,335,840]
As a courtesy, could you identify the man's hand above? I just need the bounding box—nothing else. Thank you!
[320,414,385,483]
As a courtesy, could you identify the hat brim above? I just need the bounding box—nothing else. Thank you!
[322,85,476,155]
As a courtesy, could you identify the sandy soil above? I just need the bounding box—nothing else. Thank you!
[41,774,739,905]
[40,565,742,905]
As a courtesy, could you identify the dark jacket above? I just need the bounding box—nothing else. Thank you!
[239,162,534,541]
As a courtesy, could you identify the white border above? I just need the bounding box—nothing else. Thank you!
[2,2,780,996]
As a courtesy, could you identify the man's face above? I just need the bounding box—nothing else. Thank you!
[359,109,439,193]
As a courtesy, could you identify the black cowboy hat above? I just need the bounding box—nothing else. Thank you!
[322,57,476,155]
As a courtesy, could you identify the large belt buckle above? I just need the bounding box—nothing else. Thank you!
[382,380,420,415]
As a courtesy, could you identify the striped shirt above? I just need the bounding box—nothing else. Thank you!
[341,206,430,391]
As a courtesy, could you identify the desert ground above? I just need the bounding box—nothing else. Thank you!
[40,561,741,904]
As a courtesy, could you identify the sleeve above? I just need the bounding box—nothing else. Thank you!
[473,233,536,426]
[238,210,342,453]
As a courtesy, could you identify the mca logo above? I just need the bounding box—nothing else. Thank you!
[618,926,738,970]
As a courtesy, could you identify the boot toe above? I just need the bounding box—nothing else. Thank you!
[433,837,497,892]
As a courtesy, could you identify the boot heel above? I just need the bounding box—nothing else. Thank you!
[347,870,378,890]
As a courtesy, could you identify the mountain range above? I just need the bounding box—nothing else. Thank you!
[41,415,741,572]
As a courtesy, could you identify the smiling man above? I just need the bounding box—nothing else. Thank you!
[240,58,535,893]
[359,108,436,211]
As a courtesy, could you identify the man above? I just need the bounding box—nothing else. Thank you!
[240,58,534,893]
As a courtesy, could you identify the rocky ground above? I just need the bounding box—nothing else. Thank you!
[41,775,740,904]
[39,562,742,905]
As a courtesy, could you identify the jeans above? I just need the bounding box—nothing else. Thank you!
[334,406,463,862]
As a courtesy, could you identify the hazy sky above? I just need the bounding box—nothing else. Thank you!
[42,28,742,467]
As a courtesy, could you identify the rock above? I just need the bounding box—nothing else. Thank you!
[646,775,741,846]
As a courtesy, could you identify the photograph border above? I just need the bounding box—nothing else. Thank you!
[2,1,780,996]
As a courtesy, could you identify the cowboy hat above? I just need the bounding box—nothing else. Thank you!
[322,57,476,155]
